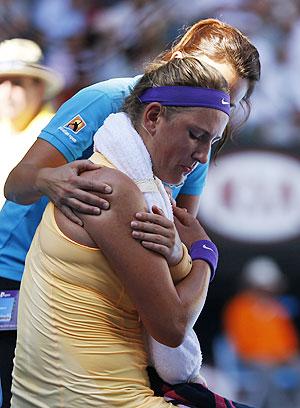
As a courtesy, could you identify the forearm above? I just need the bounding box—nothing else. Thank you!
[4,139,67,204]
[169,244,191,284]
[175,259,210,328]
[4,163,45,204]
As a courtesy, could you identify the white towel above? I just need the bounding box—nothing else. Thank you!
[94,112,173,220]
[94,112,203,384]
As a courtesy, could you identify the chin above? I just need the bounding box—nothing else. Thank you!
[163,174,184,186]
[154,166,184,185]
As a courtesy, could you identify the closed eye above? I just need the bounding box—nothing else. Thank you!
[188,130,208,141]
[189,130,198,140]
[189,130,221,145]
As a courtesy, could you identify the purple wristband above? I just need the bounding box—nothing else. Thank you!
[189,240,218,282]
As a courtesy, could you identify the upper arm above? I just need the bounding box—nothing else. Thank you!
[79,168,187,346]
[38,77,140,162]
[176,194,201,217]
[38,89,115,162]
[17,138,68,169]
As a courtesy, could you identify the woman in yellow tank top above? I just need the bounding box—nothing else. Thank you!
[11,56,230,407]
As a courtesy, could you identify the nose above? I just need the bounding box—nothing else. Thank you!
[192,143,210,164]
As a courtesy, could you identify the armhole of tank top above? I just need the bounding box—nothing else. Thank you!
[48,202,101,252]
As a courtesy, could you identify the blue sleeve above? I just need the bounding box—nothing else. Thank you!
[39,89,113,162]
[38,77,140,162]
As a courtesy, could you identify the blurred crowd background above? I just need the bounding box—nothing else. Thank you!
[2,0,300,146]
[1,0,300,407]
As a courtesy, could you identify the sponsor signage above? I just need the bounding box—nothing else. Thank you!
[198,150,300,243]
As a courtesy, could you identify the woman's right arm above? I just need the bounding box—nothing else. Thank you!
[77,167,211,348]
[4,78,139,221]
[4,139,112,224]
[4,83,124,223]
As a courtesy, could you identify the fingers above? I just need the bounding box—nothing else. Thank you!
[173,205,190,225]
[63,188,110,209]
[74,176,112,194]
[131,211,175,246]
[58,204,84,226]
[140,241,170,257]
[71,160,101,174]
[131,209,184,265]
[151,205,165,216]
[131,228,173,247]
[134,210,171,228]
[54,176,112,212]
[60,196,109,215]
[43,161,113,217]
[140,238,183,266]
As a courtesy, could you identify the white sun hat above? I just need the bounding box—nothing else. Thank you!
[0,38,64,99]
[242,256,286,292]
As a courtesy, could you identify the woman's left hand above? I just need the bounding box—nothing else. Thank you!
[131,205,183,266]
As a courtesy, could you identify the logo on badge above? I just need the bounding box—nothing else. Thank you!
[64,115,86,134]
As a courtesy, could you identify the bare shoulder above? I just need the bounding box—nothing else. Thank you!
[80,167,147,217]
[77,166,148,255]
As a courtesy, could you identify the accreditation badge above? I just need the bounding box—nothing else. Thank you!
[0,290,19,331]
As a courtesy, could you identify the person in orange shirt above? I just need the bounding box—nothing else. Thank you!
[223,256,298,364]
[222,256,300,407]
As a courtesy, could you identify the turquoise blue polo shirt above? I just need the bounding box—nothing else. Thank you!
[0,76,209,282]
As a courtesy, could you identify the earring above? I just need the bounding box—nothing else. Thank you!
[141,122,152,137]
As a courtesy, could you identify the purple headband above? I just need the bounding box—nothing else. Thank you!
[139,86,230,115]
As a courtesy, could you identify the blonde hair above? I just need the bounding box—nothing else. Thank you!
[147,18,261,156]
[123,56,229,126]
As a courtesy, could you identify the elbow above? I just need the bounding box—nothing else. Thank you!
[4,171,18,202]
[4,181,18,204]
[3,175,11,200]
[166,332,185,348]
[151,317,188,348]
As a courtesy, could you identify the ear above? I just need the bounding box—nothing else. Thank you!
[142,102,163,135]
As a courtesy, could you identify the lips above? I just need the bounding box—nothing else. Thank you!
[181,166,192,173]
[181,163,197,173]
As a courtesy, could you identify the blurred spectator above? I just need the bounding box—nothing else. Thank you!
[0,0,299,135]
[90,0,170,80]
[0,38,64,406]
[0,0,31,39]
[30,0,92,93]
[217,256,300,407]
[0,38,64,208]
[224,256,298,364]
[31,0,88,42]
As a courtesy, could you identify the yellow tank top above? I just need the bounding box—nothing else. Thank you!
[11,155,176,407]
